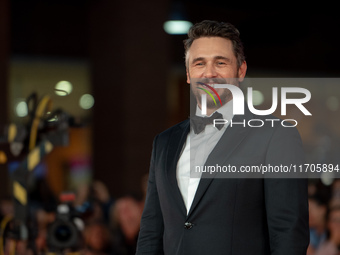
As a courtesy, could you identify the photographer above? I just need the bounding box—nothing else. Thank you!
[315,206,340,255]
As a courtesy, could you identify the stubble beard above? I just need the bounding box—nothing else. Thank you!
[190,74,239,110]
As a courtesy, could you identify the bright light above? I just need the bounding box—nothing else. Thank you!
[15,101,28,117]
[55,81,73,96]
[48,116,59,122]
[79,94,94,109]
[321,172,334,186]
[251,90,264,106]
[163,20,193,35]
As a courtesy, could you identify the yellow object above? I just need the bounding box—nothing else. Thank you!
[27,146,40,171]
[7,124,17,142]
[45,140,54,154]
[27,140,53,171]
[0,151,7,164]
[13,181,27,205]
[0,215,13,255]
[29,96,52,151]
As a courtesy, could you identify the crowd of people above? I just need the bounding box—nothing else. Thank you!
[0,176,148,255]
[2,177,340,254]
[308,179,340,255]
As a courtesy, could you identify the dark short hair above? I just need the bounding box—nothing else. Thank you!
[183,20,245,68]
[309,193,329,207]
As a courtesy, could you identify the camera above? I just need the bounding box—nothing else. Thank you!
[47,195,84,252]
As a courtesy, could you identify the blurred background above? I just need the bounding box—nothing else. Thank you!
[0,1,340,254]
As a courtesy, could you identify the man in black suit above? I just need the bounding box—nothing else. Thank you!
[136,20,309,255]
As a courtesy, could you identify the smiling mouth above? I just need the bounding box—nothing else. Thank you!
[196,82,223,106]
[196,78,228,88]
[206,83,216,88]
[197,81,216,88]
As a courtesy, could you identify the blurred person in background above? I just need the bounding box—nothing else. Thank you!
[108,174,147,255]
[110,196,143,255]
[0,197,14,219]
[92,180,115,223]
[74,180,115,225]
[315,206,340,255]
[330,180,340,208]
[308,193,329,254]
[28,178,58,253]
[35,208,56,252]
[83,222,114,255]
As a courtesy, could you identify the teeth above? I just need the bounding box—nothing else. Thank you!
[197,82,216,88]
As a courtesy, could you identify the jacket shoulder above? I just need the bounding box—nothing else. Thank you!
[156,119,189,140]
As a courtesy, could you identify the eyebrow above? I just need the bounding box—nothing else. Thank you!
[191,56,232,64]
[215,56,232,63]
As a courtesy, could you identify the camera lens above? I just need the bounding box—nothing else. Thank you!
[47,216,80,250]
[54,224,72,242]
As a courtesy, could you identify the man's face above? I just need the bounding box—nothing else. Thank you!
[186,37,247,109]
[308,199,326,227]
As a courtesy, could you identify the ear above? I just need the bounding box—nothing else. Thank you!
[237,61,247,82]
[186,69,190,84]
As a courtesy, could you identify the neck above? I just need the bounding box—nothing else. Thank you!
[197,104,218,116]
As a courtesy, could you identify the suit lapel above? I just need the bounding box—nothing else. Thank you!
[187,109,253,217]
[166,119,190,215]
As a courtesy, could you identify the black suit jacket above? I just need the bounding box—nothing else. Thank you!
[136,108,309,255]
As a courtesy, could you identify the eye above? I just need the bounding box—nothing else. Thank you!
[217,61,226,65]
[195,62,204,66]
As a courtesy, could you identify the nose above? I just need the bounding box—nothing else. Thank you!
[203,63,217,78]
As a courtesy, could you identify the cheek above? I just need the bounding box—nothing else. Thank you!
[188,67,204,77]
[220,67,238,77]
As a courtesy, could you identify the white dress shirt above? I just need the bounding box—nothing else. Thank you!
[176,100,234,214]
